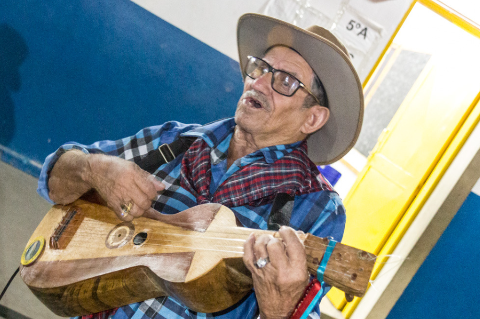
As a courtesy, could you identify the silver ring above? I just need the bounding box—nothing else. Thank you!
[256,257,270,269]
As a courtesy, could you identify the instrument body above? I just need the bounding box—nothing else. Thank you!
[20,200,375,316]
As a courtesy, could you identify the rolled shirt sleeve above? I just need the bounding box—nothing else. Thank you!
[37,121,200,203]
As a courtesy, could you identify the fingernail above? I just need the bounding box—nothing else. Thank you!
[150,175,162,183]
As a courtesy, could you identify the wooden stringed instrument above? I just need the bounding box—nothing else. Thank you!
[20,200,375,317]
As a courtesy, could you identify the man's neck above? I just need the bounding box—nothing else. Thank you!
[227,128,258,168]
[227,126,304,168]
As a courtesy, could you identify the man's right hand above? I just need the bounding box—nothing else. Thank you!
[84,153,165,221]
[48,150,165,221]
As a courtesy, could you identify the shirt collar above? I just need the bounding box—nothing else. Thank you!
[181,117,304,164]
[252,141,303,163]
[181,118,236,148]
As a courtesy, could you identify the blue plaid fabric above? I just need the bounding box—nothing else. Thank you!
[37,118,346,319]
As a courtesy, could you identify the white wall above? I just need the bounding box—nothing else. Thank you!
[131,0,414,81]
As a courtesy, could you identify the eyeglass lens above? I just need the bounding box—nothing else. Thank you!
[245,57,300,96]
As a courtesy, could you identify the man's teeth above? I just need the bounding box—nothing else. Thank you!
[243,97,262,109]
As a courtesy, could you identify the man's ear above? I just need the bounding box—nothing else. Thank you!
[300,105,330,135]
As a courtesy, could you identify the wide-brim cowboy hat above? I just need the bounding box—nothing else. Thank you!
[237,13,364,165]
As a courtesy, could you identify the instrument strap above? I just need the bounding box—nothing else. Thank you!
[137,135,297,230]
[0,266,19,301]
[290,279,324,319]
[137,136,197,174]
[291,239,337,319]
[267,193,295,230]
[317,239,337,283]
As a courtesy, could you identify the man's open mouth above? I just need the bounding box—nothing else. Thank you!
[246,97,262,109]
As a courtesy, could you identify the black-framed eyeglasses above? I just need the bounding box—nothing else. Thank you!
[244,56,321,105]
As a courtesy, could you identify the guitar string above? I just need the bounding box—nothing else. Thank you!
[59,227,401,288]
[47,210,399,291]
[42,227,397,298]
[50,225,347,255]
[51,227,382,273]
[367,254,408,290]
[72,245,386,285]
[47,223,401,282]
[49,220,379,264]
[123,238,381,268]
[50,219,328,244]
[51,211,391,264]
[53,215,234,229]
[53,210,344,232]
[57,236,378,271]
[59,239,357,281]
[49,216,385,283]
[54,230,340,256]
[120,238,382,278]
[50,220,310,241]
[51,215,327,239]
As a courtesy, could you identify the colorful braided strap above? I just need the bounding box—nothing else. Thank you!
[290,239,337,319]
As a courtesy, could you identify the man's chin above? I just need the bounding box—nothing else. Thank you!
[235,113,258,132]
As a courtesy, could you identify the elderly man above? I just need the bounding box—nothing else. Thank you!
[38,13,363,319]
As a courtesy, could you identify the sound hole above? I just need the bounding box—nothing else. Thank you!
[106,223,135,249]
[26,241,41,260]
[133,232,148,245]
[21,237,46,266]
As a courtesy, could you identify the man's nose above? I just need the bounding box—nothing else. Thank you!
[251,71,272,92]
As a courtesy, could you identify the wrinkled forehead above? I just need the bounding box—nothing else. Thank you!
[263,45,316,81]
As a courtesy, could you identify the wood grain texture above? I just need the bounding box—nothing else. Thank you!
[20,200,375,316]
[304,235,375,297]
[49,206,85,249]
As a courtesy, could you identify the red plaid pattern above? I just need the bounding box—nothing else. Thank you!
[42,119,344,319]
[80,308,117,319]
[180,138,333,207]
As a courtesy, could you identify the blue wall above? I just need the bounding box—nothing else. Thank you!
[0,0,243,176]
[3,1,480,316]
[387,191,480,318]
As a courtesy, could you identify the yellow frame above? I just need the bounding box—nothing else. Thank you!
[363,0,480,89]
[419,0,480,39]
[362,1,417,88]
[337,1,480,316]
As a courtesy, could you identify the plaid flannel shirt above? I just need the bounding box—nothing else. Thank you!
[37,118,346,319]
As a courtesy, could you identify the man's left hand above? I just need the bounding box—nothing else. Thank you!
[243,226,309,319]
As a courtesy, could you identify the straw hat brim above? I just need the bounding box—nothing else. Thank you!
[237,14,364,165]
